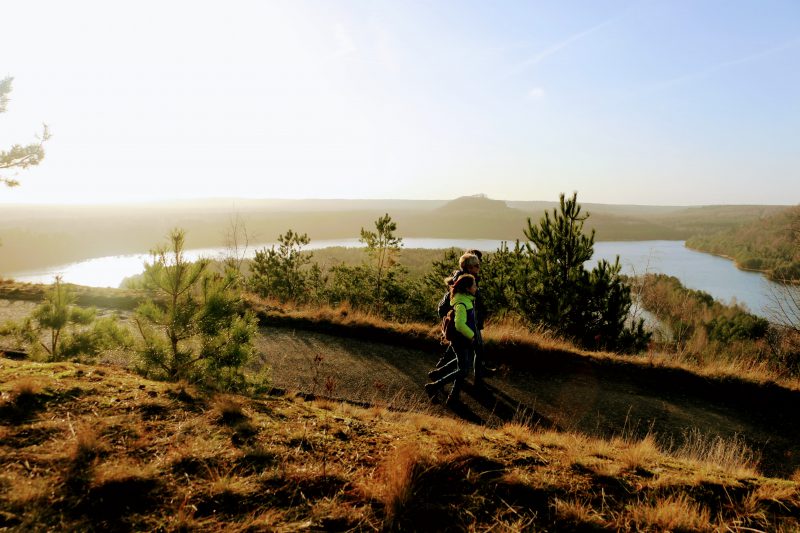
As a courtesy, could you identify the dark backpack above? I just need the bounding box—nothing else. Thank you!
[440,308,457,343]
[436,290,451,318]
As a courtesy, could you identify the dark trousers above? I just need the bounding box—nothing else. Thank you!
[430,340,473,398]
[437,329,487,379]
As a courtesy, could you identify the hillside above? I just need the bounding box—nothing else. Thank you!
[2,356,799,531]
[686,205,800,281]
[1,197,790,275]
[3,276,800,529]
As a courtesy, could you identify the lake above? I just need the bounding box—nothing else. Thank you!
[7,239,785,319]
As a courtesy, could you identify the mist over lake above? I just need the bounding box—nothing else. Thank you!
[9,239,782,319]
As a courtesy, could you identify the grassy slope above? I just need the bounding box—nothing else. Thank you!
[1,283,800,528]
[2,357,799,532]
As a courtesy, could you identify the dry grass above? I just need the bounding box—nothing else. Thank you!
[2,476,50,507]
[500,421,535,447]
[624,494,712,532]
[70,423,105,464]
[553,497,606,528]
[671,429,761,478]
[213,395,248,424]
[11,377,43,398]
[373,442,430,528]
[616,433,661,470]
[0,357,798,531]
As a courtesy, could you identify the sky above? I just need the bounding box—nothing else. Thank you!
[1,0,799,206]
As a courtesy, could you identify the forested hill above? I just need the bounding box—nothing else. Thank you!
[686,205,800,281]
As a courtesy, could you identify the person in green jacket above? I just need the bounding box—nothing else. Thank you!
[425,273,477,405]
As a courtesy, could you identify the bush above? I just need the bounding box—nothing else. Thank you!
[134,229,258,389]
[3,276,130,361]
[706,313,769,343]
[250,230,313,303]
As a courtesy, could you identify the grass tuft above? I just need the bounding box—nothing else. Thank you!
[617,433,661,470]
[213,396,248,426]
[625,493,712,532]
[71,423,104,465]
[671,429,761,478]
[553,497,606,528]
[375,442,430,529]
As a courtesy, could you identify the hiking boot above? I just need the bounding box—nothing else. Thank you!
[428,368,443,380]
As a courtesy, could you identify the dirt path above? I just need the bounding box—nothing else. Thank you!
[254,326,800,479]
[2,297,798,478]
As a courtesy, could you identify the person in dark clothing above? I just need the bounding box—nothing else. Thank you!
[433,251,495,384]
[425,273,478,405]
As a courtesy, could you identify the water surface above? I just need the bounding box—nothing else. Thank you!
[8,239,784,318]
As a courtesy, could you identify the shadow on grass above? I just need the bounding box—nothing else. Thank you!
[80,476,163,528]
[0,386,82,425]
[389,452,550,531]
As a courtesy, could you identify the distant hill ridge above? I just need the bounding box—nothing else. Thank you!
[0,196,793,274]
[436,194,517,214]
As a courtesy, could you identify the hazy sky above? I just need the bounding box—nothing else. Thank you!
[1,1,799,205]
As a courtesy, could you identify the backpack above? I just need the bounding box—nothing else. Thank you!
[440,308,457,343]
[436,290,451,319]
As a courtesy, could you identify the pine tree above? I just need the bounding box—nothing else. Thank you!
[134,229,257,387]
[1,77,50,188]
[250,229,312,303]
[513,193,649,352]
[4,276,130,361]
[359,213,403,312]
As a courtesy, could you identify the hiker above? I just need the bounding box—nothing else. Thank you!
[425,273,478,405]
[435,251,495,385]
[463,249,496,383]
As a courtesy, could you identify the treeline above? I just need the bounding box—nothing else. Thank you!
[686,205,800,282]
[633,273,800,377]
[237,194,651,354]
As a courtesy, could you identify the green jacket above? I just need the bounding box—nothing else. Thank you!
[450,293,476,341]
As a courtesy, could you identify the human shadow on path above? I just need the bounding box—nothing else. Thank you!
[455,380,559,431]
